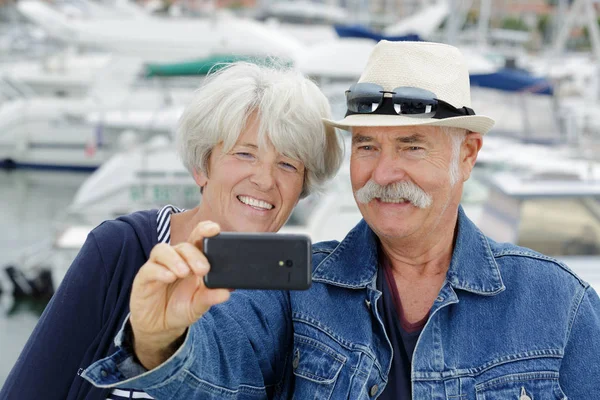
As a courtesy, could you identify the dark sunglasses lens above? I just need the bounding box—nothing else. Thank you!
[346,83,385,113]
[392,87,438,118]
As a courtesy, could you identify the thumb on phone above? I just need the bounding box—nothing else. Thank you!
[185,220,231,315]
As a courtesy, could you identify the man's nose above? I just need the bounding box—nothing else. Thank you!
[250,162,276,191]
[371,149,406,187]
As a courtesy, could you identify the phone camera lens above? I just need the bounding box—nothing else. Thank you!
[285,260,293,267]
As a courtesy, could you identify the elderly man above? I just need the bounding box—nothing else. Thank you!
[82,41,600,399]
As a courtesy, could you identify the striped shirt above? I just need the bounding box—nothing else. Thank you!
[107,204,184,400]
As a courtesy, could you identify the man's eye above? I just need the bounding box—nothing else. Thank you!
[408,146,424,151]
[359,145,374,151]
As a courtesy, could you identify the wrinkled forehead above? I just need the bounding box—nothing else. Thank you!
[350,125,446,141]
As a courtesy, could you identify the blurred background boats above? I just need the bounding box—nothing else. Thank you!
[2,0,600,385]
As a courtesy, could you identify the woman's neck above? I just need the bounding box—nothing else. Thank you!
[169,206,209,245]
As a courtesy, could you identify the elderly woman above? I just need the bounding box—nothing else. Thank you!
[0,62,343,400]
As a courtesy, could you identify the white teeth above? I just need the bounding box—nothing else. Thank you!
[237,195,274,210]
[380,198,407,203]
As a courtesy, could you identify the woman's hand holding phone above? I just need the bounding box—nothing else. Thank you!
[129,220,231,370]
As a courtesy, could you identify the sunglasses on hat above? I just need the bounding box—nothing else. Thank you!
[345,83,476,119]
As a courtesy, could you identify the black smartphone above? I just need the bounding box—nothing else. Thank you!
[203,232,312,290]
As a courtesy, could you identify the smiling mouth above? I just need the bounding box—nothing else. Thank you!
[237,195,275,210]
[377,198,409,204]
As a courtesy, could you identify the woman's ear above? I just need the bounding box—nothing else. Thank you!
[193,169,208,188]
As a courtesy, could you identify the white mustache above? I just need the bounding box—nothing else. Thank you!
[354,180,433,209]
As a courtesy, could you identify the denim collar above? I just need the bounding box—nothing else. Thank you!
[312,206,505,295]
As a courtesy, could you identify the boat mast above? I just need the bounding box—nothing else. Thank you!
[552,0,600,99]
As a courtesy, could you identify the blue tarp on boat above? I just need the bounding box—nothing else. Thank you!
[470,68,553,95]
[334,24,421,42]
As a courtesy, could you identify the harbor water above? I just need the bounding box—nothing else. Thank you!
[0,169,91,385]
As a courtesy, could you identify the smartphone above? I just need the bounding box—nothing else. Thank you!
[203,232,312,290]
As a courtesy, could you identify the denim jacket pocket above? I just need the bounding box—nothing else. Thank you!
[292,333,346,400]
[475,372,567,400]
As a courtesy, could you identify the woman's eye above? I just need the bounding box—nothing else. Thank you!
[408,146,424,151]
[280,162,298,172]
[235,152,255,159]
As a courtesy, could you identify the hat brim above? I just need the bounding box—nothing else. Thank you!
[323,114,495,135]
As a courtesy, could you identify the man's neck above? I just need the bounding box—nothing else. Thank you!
[378,212,458,280]
[378,213,458,324]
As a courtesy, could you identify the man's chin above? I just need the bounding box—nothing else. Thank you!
[364,210,421,236]
[375,227,414,241]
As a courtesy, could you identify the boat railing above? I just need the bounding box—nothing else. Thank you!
[0,75,37,99]
[68,172,196,217]
[2,237,55,276]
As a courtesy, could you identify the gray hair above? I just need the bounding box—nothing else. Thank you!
[176,62,343,198]
[441,126,467,186]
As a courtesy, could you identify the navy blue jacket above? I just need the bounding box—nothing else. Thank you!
[1,210,158,400]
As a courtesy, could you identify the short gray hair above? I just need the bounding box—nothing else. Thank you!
[176,62,343,198]
[441,126,467,186]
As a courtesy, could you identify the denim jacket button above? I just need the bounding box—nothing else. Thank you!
[370,384,379,396]
[292,350,300,369]
[100,370,108,377]
[520,387,531,400]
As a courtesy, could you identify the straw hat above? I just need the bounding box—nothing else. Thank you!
[323,41,495,134]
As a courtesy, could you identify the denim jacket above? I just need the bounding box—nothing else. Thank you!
[83,207,600,399]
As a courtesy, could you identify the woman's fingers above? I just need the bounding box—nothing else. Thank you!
[148,220,221,279]
[149,243,191,279]
[140,262,178,284]
[133,261,179,300]
[173,242,210,276]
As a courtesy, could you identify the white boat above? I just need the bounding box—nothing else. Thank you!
[0,68,194,170]
[384,0,449,38]
[17,0,305,63]
[474,170,600,289]
[296,39,375,82]
[257,1,348,26]
[0,50,112,98]
[50,0,150,20]
[253,0,345,46]
[66,135,199,226]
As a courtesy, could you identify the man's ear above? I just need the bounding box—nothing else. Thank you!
[461,131,483,181]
